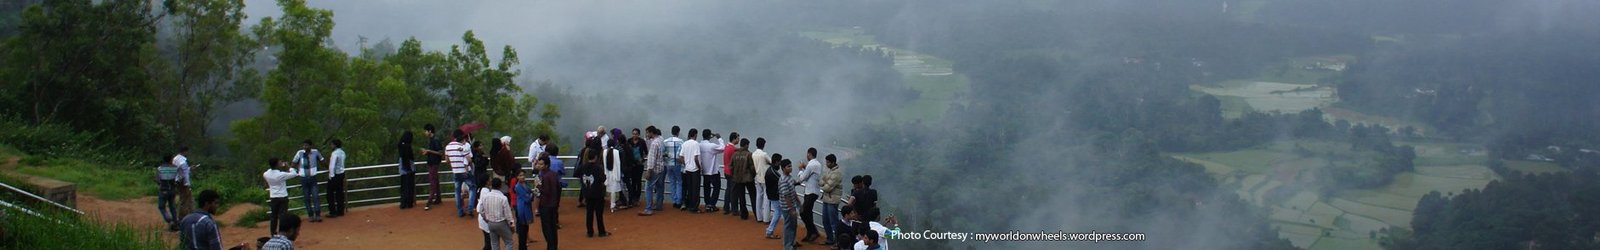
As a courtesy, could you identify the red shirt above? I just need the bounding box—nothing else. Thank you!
[507,177,518,208]
[722,143,735,174]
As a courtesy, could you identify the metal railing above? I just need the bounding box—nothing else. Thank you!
[276,156,842,229]
[277,156,578,210]
[0,181,83,215]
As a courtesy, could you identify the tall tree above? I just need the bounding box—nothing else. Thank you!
[159,0,261,148]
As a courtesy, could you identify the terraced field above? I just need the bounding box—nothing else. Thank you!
[1174,141,1499,249]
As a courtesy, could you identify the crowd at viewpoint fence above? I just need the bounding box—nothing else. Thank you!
[160,122,892,250]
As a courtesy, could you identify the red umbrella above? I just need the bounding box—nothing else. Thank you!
[458,122,487,134]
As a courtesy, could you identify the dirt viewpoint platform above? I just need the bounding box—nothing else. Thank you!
[98,197,798,249]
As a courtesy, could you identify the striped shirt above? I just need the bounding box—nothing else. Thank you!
[446,141,470,174]
[478,189,513,223]
[779,172,798,214]
[261,235,293,250]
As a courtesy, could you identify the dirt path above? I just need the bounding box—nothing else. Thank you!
[82,196,797,249]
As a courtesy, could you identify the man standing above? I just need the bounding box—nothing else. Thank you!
[720,133,737,215]
[448,129,475,217]
[174,146,194,213]
[420,124,447,210]
[626,128,647,208]
[778,160,801,250]
[479,178,516,250]
[751,138,771,223]
[580,139,611,237]
[537,157,561,250]
[180,190,248,250]
[729,138,755,220]
[326,139,348,218]
[819,154,845,245]
[662,126,685,209]
[527,135,547,168]
[156,155,181,231]
[262,158,300,235]
[291,140,324,222]
[640,126,666,216]
[763,153,785,239]
[795,148,823,242]
[260,213,301,250]
[678,129,702,212]
[699,130,722,213]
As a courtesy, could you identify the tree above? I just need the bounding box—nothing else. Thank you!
[231,0,557,164]
[158,0,261,148]
[0,0,169,153]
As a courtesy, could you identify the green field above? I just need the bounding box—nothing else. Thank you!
[799,28,969,123]
[1503,160,1567,175]
[1192,81,1334,115]
[1175,140,1498,249]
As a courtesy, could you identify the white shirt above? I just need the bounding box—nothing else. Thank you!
[527,139,545,164]
[292,149,322,176]
[679,139,701,173]
[752,149,770,184]
[853,221,891,250]
[329,148,347,175]
[798,159,823,195]
[477,188,493,231]
[477,188,512,224]
[699,139,721,176]
[173,154,192,186]
[262,168,302,198]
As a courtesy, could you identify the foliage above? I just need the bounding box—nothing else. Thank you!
[155,0,262,148]
[0,0,170,155]
[233,206,269,227]
[231,0,557,166]
[1384,170,1600,249]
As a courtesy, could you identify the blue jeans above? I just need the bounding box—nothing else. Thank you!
[454,173,474,216]
[823,203,840,243]
[766,200,784,235]
[157,187,177,224]
[645,171,666,210]
[301,176,321,219]
[783,210,798,250]
[667,165,683,204]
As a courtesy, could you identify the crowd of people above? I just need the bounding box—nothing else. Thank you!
[162,122,891,250]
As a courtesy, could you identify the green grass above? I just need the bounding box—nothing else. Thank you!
[234,206,270,227]
[16,158,154,200]
[1,195,169,249]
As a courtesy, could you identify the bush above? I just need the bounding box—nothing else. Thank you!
[0,118,143,167]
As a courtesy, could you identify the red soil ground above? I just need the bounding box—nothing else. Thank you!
[83,196,810,249]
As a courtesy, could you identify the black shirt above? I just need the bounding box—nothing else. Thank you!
[426,137,444,165]
[764,166,781,200]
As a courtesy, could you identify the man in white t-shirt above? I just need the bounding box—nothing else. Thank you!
[678,129,702,212]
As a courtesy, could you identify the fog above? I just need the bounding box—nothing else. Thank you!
[228,0,1600,249]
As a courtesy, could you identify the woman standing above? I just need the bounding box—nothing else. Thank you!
[398,131,417,209]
